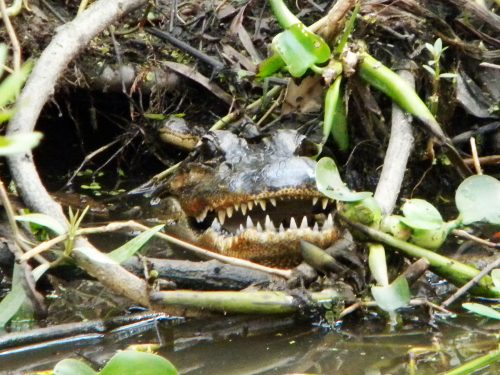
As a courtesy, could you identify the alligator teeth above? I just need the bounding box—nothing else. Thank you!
[196,208,208,222]
[313,222,319,232]
[264,215,275,231]
[289,217,297,230]
[256,222,263,232]
[234,203,240,212]
[240,203,247,215]
[211,218,221,230]
[279,223,285,233]
[312,197,319,206]
[258,200,267,211]
[218,210,226,225]
[246,216,254,228]
[322,198,329,210]
[323,213,334,230]
[226,206,233,218]
[300,216,308,229]
[247,201,254,211]
[238,224,245,234]
[269,198,277,207]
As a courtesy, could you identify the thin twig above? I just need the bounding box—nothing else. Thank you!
[441,255,500,309]
[0,0,21,71]
[452,229,499,249]
[469,137,482,175]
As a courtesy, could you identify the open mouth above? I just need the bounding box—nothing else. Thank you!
[188,191,338,261]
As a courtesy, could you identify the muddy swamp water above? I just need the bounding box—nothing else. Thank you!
[0,0,499,374]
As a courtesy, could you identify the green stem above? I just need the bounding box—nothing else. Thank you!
[339,215,500,297]
[269,0,300,29]
[443,349,500,375]
[358,53,445,142]
[151,289,349,315]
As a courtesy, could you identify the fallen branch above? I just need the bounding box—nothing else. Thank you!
[6,0,150,306]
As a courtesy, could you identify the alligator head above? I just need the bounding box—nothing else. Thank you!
[165,129,339,267]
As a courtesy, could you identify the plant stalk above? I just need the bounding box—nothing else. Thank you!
[268,0,301,29]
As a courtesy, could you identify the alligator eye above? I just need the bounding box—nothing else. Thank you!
[296,138,320,157]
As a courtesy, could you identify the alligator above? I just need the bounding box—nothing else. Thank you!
[162,128,339,267]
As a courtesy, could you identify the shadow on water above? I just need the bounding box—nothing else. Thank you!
[0,313,498,374]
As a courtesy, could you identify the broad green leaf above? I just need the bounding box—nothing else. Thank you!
[400,199,444,230]
[371,276,410,312]
[54,358,97,375]
[340,197,381,226]
[368,243,388,286]
[492,269,500,290]
[108,224,164,264]
[0,132,42,156]
[462,302,500,320]
[257,53,286,79]
[455,175,500,225]
[324,76,349,151]
[315,157,345,197]
[272,23,330,78]
[315,157,371,202]
[0,109,14,124]
[380,215,411,241]
[100,350,178,375]
[0,60,33,108]
[0,44,7,78]
[409,227,448,251]
[0,263,50,329]
[15,212,66,235]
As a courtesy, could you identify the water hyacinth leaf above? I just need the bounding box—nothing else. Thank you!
[272,23,330,78]
[54,359,97,375]
[455,175,500,225]
[371,276,411,312]
[324,76,349,151]
[0,60,33,108]
[0,263,50,329]
[15,212,66,235]
[409,226,448,251]
[257,53,286,78]
[100,350,178,375]
[0,132,43,156]
[108,224,164,264]
[368,243,389,286]
[315,157,371,202]
[400,199,444,230]
[462,303,500,320]
[315,157,345,198]
[492,269,500,290]
[340,197,381,226]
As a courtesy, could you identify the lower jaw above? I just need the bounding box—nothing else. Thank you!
[198,228,339,268]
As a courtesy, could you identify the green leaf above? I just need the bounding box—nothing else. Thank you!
[433,38,443,55]
[0,263,50,329]
[400,199,444,230]
[439,73,456,79]
[0,109,14,124]
[315,157,345,197]
[455,175,500,225]
[424,43,434,55]
[462,303,500,320]
[99,351,178,375]
[371,276,411,312]
[54,358,98,375]
[324,76,349,151]
[340,197,381,226]
[409,227,448,251]
[492,269,500,290]
[0,132,43,156]
[422,65,435,76]
[368,243,388,286]
[15,212,66,235]
[0,60,33,108]
[272,23,330,78]
[257,53,286,79]
[108,224,164,264]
